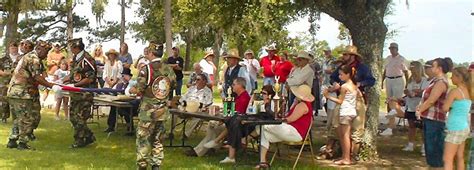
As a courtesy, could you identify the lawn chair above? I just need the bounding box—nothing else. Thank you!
[270,120,315,170]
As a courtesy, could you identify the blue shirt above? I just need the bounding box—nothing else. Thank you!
[446,99,472,131]
[118,53,133,66]
[330,61,376,92]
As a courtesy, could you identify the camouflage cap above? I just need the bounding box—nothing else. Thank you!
[68,38,84,48]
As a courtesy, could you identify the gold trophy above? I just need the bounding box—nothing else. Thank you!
[223,87,235,116]
[273,76,282,117]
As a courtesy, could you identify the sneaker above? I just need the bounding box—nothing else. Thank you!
[380,128,393,136]
[402,144,414,151]
[219,157,236,164]
[204,140,219,149]
[55,116,60,121]
[387,109,397,116]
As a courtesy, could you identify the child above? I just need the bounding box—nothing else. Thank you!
[53,59,70,120]
[323,65,361,165]
[442,67,471,170]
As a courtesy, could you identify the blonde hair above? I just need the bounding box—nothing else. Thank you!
[408,61,425,83]
[452,67,472,99]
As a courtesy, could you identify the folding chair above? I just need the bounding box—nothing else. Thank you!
[270,120,315,170]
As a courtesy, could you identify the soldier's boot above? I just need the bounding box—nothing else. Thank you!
[152,165,160,170]
[29,133,36,141]
[6,139,18,148]
[17,142,34,150]
[137,165,147,170]
[84,135,96,146]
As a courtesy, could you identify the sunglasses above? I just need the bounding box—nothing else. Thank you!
[261,92,268,95]
[196,78,203,81]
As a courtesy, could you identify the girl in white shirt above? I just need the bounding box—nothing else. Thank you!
[53,60,70,120]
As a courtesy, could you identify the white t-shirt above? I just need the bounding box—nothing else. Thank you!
[405,77,429,112]
[242,58,260,81]
[199,59,215,75]
[54,69,70,84]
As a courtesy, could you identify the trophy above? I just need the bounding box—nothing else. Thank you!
[272,76,282,118]
[223,87,235,117]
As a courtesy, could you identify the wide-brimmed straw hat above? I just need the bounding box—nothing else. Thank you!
[223,49,241,60]
[204,51,215,59]
[105,49,119,56]
[290,84,315,102]
[265,46,277,51]
[295,51,313,61]
[244,49,254,55]
[342,45,362,57]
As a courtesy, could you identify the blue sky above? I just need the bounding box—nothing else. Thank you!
[288,0,473,64]
[75,0,472,64]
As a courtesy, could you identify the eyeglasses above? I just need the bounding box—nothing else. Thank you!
[196,78,203,81]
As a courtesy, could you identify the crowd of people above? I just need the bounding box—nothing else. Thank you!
[0,37,472,170]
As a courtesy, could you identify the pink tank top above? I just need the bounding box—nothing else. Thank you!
[287,101,313,138]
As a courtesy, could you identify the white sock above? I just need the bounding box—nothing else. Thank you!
[407,142,414,147]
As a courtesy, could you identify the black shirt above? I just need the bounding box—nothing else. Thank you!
[167,56,184,80]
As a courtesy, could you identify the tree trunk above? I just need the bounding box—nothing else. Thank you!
[164,0,172,57]
[120,0,125,45]
[212,28,224,82]
[311,0,390,161]
[66,0,73,40]
[184,28,193,71]
[4,0,20,53]
[236,38,244,59]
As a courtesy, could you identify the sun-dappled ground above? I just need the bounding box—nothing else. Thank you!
[2,107,468,169]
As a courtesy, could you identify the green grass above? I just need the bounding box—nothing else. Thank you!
[0,109,333,169]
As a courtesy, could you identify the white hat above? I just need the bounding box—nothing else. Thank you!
[185,101,200,113]
[290,85,315,102]
[295,51,312,61]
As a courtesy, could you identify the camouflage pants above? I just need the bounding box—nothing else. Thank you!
[136,120,165,168]
[32,98,41,130]
[8,98,40,143]
[69,93,94,145]
[0,87,10,119]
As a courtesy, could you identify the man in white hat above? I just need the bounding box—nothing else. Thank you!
[380,42,409,136]
[286,51,315,107]
[242,49,260,92]
[259,46,280,85]
[221,49,251,98]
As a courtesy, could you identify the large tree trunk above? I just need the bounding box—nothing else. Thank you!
[212,28,224,83]
[4,0,20,53]
[312,0,390,161]
[120,0,125,45]
[164,0,172,57]
[66,0,73,40]
[184,27,193,71]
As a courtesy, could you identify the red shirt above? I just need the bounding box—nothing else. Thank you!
[287,101,313,138]
[274,61,293,83]
[235,91,251,114]
[260,55,281,77]
[420,77,448,122]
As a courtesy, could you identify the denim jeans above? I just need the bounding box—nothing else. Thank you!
[263,77,274,86]
[423,118,445,168]
[170,79,183,99]
[468,138,474,169]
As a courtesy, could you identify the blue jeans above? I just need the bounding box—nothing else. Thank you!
[263,77,274,86]
[469,138,474,169]
[169,79,183,99]
[423,118,445,168]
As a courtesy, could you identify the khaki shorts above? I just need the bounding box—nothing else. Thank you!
[445,128,470,144]
[340,116,355,125]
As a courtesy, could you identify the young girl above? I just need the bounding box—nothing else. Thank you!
[53,59,70,120]
[323,65,361,165]
[442,67,472,170]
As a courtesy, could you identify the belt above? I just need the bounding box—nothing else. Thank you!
[387,76,402,79]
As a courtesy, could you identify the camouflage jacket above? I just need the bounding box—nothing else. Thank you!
[0,54,22,87]
[7,51,44,99]
[136,58,176,121]
[69,50,97,88]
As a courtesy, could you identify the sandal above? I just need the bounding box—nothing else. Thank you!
[254,162,270,169]
[334,160,353,165]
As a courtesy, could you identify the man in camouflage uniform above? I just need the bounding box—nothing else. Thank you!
[0,42,21,123]
[130,44,175,170]
[63,38,97,148]
[6,40,58,150]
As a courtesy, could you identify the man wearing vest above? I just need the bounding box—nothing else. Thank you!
[64,38,98,148]
[222,49,251,99]
[130,44,175,170]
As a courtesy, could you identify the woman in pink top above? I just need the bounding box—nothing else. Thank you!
[254,84,313,168]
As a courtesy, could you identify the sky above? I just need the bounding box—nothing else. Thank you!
[24,0,474,64]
